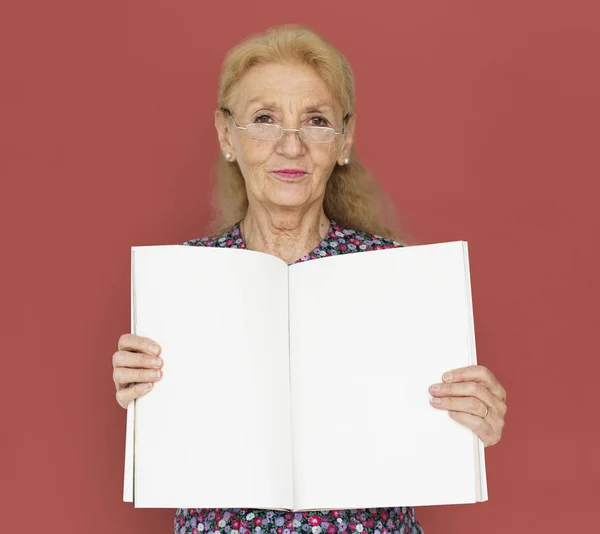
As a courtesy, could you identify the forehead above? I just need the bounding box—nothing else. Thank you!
[230,63,339,111]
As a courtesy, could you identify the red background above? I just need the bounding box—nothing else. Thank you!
[2,1,599,532]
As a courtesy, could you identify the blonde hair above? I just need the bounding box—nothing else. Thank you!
[207,23,409,243]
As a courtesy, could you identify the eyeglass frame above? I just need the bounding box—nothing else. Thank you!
[219,107,351,144]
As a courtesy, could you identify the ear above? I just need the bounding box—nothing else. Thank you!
[215,109,235,161]
[337,114,356,166]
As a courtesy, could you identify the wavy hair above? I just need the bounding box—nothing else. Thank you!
[207,23,409,243]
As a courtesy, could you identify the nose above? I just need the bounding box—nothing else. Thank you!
[276,127,305,157]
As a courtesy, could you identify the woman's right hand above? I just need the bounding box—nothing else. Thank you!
[113,333,163,409]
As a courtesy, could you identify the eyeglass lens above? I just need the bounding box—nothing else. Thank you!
[245,124,335,143]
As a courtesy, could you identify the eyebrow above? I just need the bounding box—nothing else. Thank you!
[245,97,334,111]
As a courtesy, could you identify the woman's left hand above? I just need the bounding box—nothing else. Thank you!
[428,365,507,447]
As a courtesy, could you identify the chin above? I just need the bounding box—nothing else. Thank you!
[265,194,310,208]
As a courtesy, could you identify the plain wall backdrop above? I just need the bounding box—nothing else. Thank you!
[1,1,599,532]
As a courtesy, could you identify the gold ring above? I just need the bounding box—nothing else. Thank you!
[482,405,489,419]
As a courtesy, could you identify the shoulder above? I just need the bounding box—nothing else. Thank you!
[329,220,405,253]
[179,221,244,248]
[295,220,404,263]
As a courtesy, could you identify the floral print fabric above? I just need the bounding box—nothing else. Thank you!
[173,508,423,534]
[176,219,424,534]
[180,219,405,264]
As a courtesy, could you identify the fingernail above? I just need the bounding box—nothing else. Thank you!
[149,343,160,355]
[151,357,163,367]
[429,384,440,392]
[442,372,453,382]
[140,383,152,391]
[430,397,442,405]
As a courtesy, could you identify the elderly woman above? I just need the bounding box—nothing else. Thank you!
[112,24,507,534]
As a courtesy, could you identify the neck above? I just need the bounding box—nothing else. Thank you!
[241,208,331,264]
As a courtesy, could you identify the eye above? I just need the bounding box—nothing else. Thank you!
[254,114,274,123]
[308,116,330,127]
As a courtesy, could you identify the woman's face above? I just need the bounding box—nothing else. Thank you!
[215,62,355,213]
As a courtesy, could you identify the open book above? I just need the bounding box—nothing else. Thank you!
[123,241,487,510]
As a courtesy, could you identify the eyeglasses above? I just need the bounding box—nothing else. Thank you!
[221,108,347,144]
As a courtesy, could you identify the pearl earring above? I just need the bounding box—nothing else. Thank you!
[343,157,349,165]
[225,153,232,160]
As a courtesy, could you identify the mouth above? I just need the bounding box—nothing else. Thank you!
[271,170,309,180]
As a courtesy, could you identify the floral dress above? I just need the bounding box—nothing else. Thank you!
[176,219,424,534]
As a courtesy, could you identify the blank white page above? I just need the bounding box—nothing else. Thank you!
[288,241,484,510]
[129,245,293,509]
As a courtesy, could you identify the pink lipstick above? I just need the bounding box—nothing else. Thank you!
[272,169,309,179]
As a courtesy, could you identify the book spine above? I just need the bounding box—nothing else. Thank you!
[287,266,296,509]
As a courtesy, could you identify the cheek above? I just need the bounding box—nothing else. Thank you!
[235,140,273,188]
[309,145,338,176]
[237,138,272,166]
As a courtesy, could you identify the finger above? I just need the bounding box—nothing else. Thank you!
[114,367,162,389]
[448,410,500,447]
[442,365,506,401]
[112,350,163,370]
[429,395,490,418]
[118,333,162,357]
[429,381,499,411]
[116,382,154,409]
